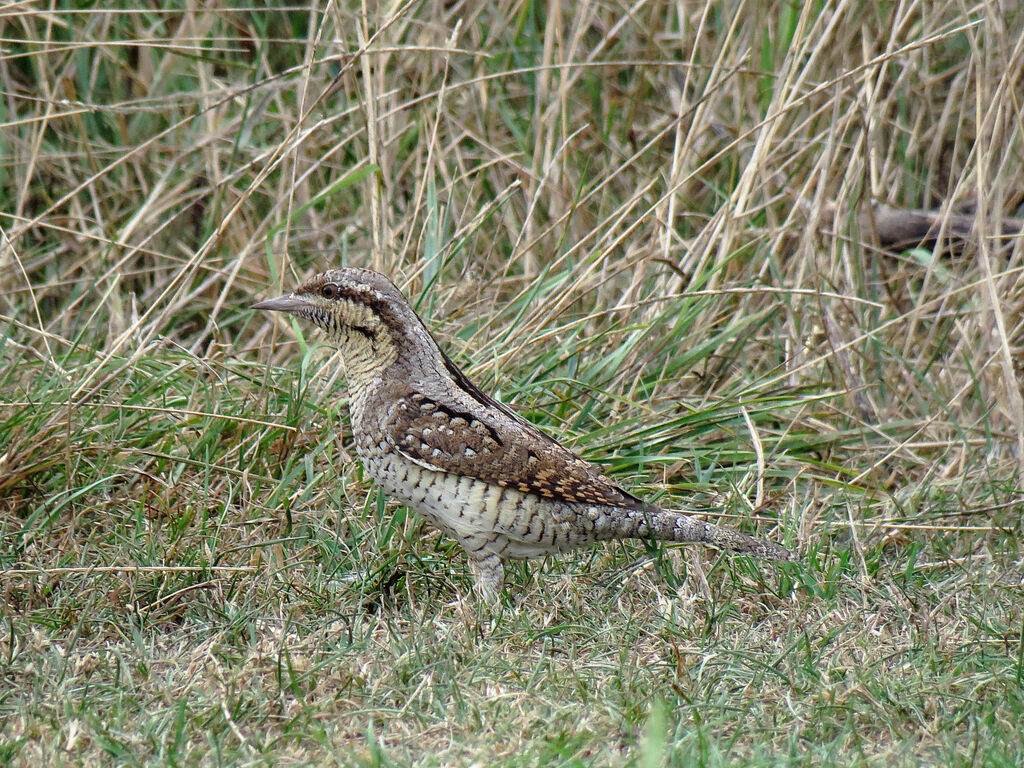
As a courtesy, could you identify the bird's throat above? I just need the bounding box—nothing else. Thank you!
[332,325,398,393]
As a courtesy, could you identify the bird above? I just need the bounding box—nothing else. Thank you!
[253,268,793,600]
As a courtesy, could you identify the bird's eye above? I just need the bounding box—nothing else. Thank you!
[320,283,341,300]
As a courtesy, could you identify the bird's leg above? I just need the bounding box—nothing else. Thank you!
[467,550,505,602]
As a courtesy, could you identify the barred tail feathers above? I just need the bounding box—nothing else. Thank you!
[591,503,793,561]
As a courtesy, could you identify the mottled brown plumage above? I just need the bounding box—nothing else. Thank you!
[253,268,793,599]
[387,390,641,508]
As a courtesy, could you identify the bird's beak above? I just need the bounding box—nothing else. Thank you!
[251,294,310,314]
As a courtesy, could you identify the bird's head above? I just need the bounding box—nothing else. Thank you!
[252,268,441,381]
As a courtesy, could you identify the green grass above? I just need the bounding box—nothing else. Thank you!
[2,1,1024,765]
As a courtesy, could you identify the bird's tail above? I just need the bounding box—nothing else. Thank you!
[599,504,793,561]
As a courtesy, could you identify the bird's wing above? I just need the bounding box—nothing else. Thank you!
[383,387,644,510]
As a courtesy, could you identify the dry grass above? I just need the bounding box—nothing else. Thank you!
[1,1,1023,765]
